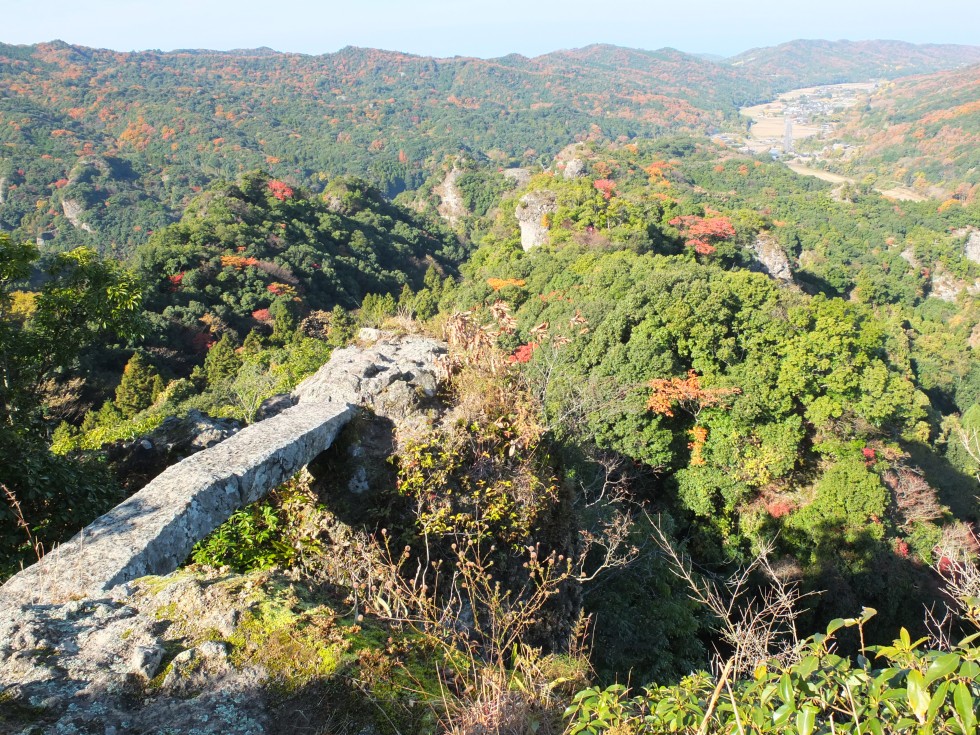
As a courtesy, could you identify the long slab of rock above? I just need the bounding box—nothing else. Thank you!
[0,400,353,608]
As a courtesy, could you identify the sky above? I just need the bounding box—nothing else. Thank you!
[3,0,979,59]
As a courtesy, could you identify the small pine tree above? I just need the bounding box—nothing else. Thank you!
[423,265,443,297]
[413,288,438,321]
[398,283,415,315]
[114,352,160,418]
[204,333,242,386]
[241,330,265,355]
[269,297,297,345]
[329,305,356,346]
[151,374,165,403]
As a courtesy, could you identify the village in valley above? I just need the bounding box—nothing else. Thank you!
[715,81,926,200]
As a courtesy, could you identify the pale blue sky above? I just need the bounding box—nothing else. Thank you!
[3,0,978,58]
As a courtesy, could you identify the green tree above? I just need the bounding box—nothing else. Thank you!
[204,333,242,386]
[113,352,160,418]
[269,297,297,345]
[0,235,142,576]
[0,237,143,427]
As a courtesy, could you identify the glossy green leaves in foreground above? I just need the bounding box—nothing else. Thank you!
[566,620,980,734]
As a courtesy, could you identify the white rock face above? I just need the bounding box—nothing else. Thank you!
[433,166,466,226]
[928,265,980,302]
[61,197,95,233]
[965,229,980,265]
[751,232,794,282]
[515,190,557,251]
[562,158,587,179]
[503,167,531,187]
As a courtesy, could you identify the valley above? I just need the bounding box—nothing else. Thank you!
[0,34,979,735]
[730,81,928,200]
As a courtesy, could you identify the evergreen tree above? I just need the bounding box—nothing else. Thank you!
[204,333,242,386]
[423,265,443,298]
[114,352,160,418]
[241,330,265,355]
[329,305,356,346]
[269,297,297,345]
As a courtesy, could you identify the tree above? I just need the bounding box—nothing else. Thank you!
[0,235,142,575]
[114,352,160,418]
[0,236,143,427]
[269,297,297,345]
[204,333,242,386]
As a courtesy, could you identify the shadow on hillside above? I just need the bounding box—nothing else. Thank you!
[307,409,399,527]
[777,516,947,652]
[903,439,978,521]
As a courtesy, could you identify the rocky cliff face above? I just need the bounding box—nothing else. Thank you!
[61,198,94,233]
[750,232,794,282]
[515,190,557,251]
[0,333,446,610]
[928,265,980,302]
[433,164,466,226]
[0,333,448,734]
[964,229,980,265]
[502,167,531,187]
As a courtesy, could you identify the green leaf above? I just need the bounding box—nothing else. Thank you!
[795,706,817,735]
[926,680,950,724]
[925,653,960,685]
[907,670,931,722]
[959,660,980,679]
[795,656,819,679]
[954,682,977,733]
[826,617,846,635]
[773,702,795,727]
[778,673,796,704]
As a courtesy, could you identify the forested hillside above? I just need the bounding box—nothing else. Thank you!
[2,35,980,735]
[0,41,762,254]
[828,63,980,196]
[2,39,979,254]
[728,39,980,88]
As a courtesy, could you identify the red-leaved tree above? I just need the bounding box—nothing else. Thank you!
[669,215,736,256]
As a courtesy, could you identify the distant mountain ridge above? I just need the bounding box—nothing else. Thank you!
[1,37,979,253]
[728,38,980,87]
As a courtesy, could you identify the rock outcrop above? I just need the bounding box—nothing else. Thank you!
[433,165,466,226]
[561,158,587,179]
[0,176,7,205]
[0,571,343,734]
[61,198,94,233]
[502,167,531,187]
[750,232,794,282]
[964,229,980,265]
[928,265,980,303]
[104,410,242,493]
[515,190,557,251]
[0,333,446,610]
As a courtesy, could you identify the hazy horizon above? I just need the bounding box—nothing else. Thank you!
[3,0,979,59]
[6,36,980,62]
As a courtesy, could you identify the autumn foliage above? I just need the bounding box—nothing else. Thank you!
[486,277,527,291]
[220,255,261,269]
[646,370,740,418]
[593,179,616,200]
[668,215,736,255]
[267,180,294,201]
[508,342,539,364]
